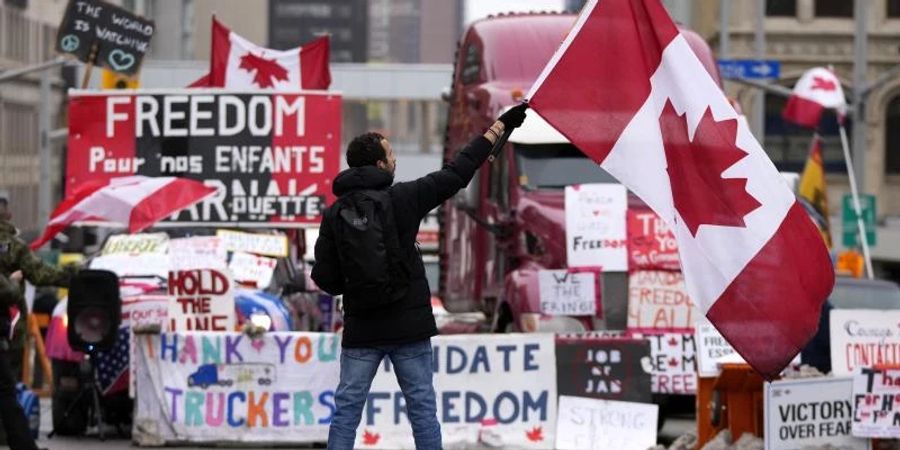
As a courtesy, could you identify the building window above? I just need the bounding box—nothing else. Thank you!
[815,0,854,17]
[886,96,900,174]
[766,0,797,17]
[764,93,849,173]
[889,0,900,18]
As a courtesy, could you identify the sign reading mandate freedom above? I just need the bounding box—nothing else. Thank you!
[67,90,342,226]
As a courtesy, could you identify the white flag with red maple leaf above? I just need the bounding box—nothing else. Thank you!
[527,0,834,378]
[782,67,847,128]
[196,17,331,90]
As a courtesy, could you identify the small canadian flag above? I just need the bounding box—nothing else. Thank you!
[192,17,331,91]
[782,67,847,128]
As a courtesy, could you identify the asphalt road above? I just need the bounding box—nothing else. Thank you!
[34,399,696,449]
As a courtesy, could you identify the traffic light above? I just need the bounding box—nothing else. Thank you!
[101,69,139,89]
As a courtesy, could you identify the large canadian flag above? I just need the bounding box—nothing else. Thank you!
[528,0,834,378]
[782,67,846,128]
[205,17,331,90]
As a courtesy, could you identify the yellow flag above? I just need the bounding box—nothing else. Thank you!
[798,136,832,247]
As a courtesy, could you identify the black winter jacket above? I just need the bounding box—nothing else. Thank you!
[312,136,492,347]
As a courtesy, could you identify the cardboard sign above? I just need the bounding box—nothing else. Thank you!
[56,0,155,75]
[555,337,652,403]
[123,295,169,397]
[643,332,697,394]
[229,251,277,288]
[830,309,900,376]
[101,233,168,256]
[66,91,341,226]
[765,377,869,449]
[133,332,340,444]
[167,268,235,332]
[363,334,557,449]
[168,236,228,269]
[538,269,600,316]
[627,270,697,332]
[852,367,900,438]
[555,395,658,450]
[627,208,680,271]
[217,230,290,257]
[564,184,627,271]
[695,319,737,377]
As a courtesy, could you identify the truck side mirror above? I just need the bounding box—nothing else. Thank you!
[454,170,480,211]
[441,87,452,103]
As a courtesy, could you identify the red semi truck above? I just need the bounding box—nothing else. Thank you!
[439,12,722,332]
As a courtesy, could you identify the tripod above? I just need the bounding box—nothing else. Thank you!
[48,350,111,440]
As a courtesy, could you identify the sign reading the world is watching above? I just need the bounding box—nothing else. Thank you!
[56,0,155,75]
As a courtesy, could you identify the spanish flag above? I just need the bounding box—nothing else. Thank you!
[798,136,832,248]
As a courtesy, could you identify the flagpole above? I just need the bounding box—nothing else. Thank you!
[837,123,874,279]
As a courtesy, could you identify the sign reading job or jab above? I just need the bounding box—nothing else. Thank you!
[67,91,341,226]
[363,334,557,449]
[133,332,341,444]
[56,0,155,75]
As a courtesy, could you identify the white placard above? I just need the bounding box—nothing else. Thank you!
[555,395,657,450]
[765,377,869,450]
[695,319,737,377]
[229,251,277,288]
[168,236,227,269]
[627,270,697,332]
[217,229,289,257]
[101,232,169,256]
[852,367,900,439]
[133,332,340,444]
[167,268,236,332]
[538,270,598,316]
[830,309,900,376]
[565,183,627,271]
[362,334,557,449]
[644,332,697,394]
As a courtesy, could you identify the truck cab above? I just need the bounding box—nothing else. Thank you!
[439,12,721,333]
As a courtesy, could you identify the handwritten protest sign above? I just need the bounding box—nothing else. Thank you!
[852,367,900,439]
[644,332,696,394]
[538,269,600,316]
[167,268,235,332]
[765,377,868,449]
[217,230,290,257]
[101,232,168,256]
[364,334,556,449]
[229,252,278,289]
[830,309,900,376]
[168,237,227,269]
[695,319,737,377]
[627,208,680,271]
[627,270,697,332]
[56,0,155,75]
[133,332,340,444]
[555,337,652,403]
[564,184,627,271]
[555,395,658,450]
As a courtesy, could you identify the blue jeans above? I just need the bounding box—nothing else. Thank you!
[327,339,441,450]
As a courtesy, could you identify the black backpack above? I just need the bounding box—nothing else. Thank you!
[329,189,410,311]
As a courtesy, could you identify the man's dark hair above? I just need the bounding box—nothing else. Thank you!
[346,132,386,168]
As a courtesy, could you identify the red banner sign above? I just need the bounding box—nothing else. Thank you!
[627,208,680,271]
[66,90,342,226]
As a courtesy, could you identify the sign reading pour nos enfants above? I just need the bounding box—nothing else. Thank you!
[66,91,341,226]
[56,0,155,75]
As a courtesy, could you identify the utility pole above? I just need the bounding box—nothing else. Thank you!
[852,0,868,192]
[38,70,52,228]
[719,0,729,60]
[753,0,766,141]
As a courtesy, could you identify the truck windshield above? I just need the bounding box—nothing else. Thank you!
[515,143,618,190]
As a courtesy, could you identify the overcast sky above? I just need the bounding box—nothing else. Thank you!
[464,0,568,25]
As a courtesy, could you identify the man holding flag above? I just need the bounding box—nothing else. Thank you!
[526,0,834,378]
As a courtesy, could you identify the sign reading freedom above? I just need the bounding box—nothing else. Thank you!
[66,90,342,226]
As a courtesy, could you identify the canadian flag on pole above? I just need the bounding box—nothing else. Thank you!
[197,17,331,90]
[782,67,846,128]
[527,0,834,378]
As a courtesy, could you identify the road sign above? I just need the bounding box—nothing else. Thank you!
[717,59,781,80]
[842,193,876,247]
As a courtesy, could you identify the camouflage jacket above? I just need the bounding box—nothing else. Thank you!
[0,220,73,311]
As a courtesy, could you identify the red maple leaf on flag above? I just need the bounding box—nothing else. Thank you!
[667,336,679,347]
[811,76,837,91]
[525,426,544,442]
[239,52,289,88]
[659,100,761,236]
[362,430,381,445]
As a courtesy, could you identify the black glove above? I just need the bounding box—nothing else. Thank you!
[497,103,529,130]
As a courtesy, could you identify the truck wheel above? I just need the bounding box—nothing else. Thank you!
[51,359,88,436]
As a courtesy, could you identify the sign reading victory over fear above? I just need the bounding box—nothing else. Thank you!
[66,90,341,226]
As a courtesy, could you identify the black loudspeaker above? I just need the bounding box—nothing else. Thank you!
[67,269,121,352]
